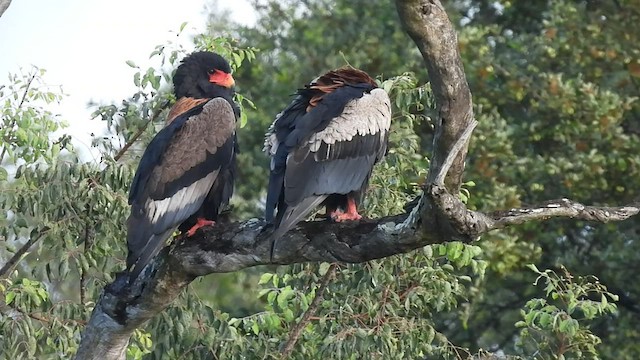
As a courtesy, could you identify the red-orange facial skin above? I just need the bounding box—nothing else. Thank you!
[208,70,235,88]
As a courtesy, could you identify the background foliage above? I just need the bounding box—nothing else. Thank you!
[1,0,639,358]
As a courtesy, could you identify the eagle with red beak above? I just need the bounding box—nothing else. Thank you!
[126,51,238,280]
[264,67,391,251]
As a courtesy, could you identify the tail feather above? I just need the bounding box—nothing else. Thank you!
[127,228,175,282]
[270,195,327,261]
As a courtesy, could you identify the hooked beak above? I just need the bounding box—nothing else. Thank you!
[209,70,235,88]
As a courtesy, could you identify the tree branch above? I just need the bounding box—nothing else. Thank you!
[0,70,37,163]
[395,0,475,192]
[113,105,166,162]
[281,263,337,358]
[0,227,49,278]
[75,196,639,359]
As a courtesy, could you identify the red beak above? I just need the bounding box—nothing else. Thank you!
[209,70,235,88]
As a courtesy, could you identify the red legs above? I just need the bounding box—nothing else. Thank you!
[328,197,362,222]
[186,217,216,237]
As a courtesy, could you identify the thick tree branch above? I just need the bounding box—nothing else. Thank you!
[75,196,639,359]
[395,0,474,192]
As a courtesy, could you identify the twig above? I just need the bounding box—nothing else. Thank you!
[0,227,49,278]
[281,263,337,359]
[0,70,37,163]
[113,104,167,162]
[3,306,87,326]
[80,204,94,304]
[113,123,149,162]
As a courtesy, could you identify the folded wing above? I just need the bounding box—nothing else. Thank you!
[127,98,236,278]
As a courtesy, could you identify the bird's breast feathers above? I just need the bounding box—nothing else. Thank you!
[166,98,210,124]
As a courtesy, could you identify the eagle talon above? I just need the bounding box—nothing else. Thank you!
[330,212,363,222]
[186,218,216,237]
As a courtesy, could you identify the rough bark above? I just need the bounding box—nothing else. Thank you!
[74,0,640,358]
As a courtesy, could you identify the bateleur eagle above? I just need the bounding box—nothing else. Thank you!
[264,67,391,246]
[126,51,238,280]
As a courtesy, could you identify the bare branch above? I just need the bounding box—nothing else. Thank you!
[489,199,640,229]
[426,183,640,236]
[0,227,49,278]
[281,263,337,358]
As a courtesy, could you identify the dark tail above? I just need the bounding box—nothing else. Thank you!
[127,228,174,283]
[269,195,326,262]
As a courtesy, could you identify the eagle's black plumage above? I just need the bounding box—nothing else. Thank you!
[126,51,238,280]
[264,68,391,248]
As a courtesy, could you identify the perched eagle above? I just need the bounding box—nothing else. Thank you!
[126,51,238,280]
[264,67,391,244]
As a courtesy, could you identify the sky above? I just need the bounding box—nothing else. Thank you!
[0,0,255,161]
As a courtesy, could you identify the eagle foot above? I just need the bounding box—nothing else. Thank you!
[186,218,216,237]
[328,210,363,222]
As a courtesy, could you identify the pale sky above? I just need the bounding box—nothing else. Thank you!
[0,0,255,161]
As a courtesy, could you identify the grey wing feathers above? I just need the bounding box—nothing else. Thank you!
[127,171,218,279]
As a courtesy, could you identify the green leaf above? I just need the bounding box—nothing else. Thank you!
[526,264,541,274]
[319,262,331,275]
[258,272,273,285]
[5,291,16,305]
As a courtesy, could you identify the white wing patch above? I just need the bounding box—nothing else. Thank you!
[145,171,218,226]
[307,88,391,152]
[263,88,391,156]
[263,119,279,157]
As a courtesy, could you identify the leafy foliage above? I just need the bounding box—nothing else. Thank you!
[0,67,71,169]
[516,265,618,359]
